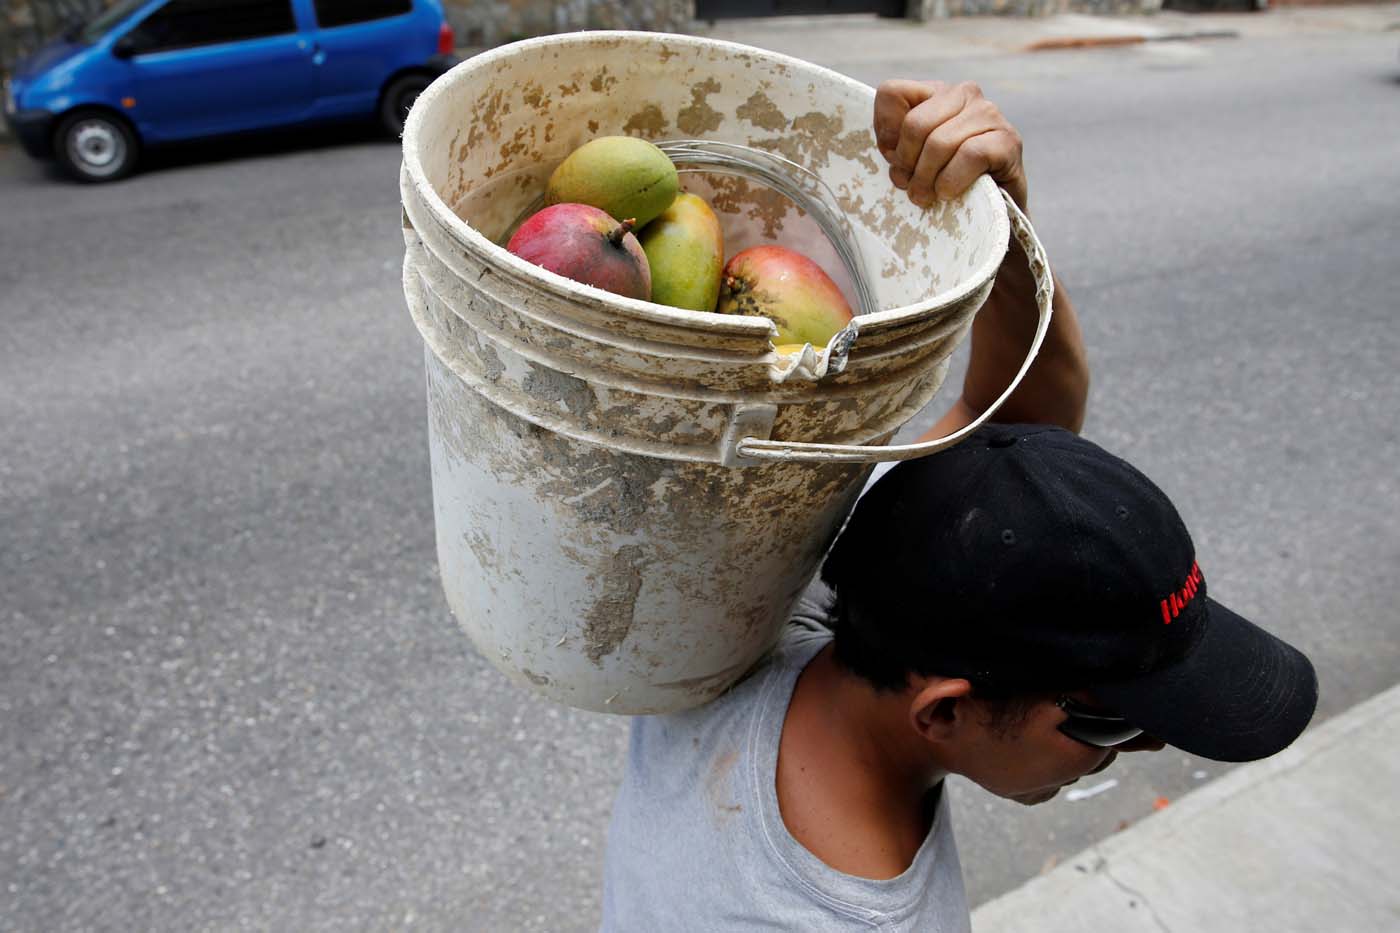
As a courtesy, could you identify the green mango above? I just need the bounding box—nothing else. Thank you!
[639,193,724,313]
[545,136,679,230]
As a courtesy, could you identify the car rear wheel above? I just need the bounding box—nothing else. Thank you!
[380,74,431,138]
[55,110,138,183]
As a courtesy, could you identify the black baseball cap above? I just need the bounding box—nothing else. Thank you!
[821,423,1317,763]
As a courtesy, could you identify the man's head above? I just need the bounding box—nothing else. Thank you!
[820,424,1317,802]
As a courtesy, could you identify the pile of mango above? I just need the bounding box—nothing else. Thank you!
[506,136,853,350]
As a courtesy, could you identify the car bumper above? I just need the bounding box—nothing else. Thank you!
[426,53,460,77]
[4,108,55,158]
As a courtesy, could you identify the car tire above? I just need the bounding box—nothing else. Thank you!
[379,73,431,138]
[54,109,139,183]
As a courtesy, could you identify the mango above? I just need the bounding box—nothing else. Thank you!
[717,246,854,348]
[546,136,679,230]
[638,193,724,313]
[507,203,651,301]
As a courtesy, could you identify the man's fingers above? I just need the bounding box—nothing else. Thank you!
[873,79,944,152]
[888,164,913,190]
[893,91,965,176]
[904,108,992,206]
[932,131,1001,202]
[873,95,911,155]
[933,130,1022,204]
[906,136,949,207]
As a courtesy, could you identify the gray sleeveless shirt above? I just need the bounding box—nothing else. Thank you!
[600,594,970,931]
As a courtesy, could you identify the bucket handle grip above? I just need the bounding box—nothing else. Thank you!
[733,190,1053,466]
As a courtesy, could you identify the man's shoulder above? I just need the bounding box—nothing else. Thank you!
[787,579,837,635]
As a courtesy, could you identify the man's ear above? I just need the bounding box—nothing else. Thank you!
[909,678,975,744]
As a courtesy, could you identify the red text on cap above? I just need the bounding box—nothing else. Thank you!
[1160,561,1202,625]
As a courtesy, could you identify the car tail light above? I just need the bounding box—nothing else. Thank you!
[438,21,455,56]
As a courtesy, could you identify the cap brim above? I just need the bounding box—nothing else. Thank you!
[1091,598,1318,763]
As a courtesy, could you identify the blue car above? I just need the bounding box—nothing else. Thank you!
[3,0,458,181]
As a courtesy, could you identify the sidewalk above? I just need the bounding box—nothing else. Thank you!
[972,683,1400,932]
[694,3,1400,62]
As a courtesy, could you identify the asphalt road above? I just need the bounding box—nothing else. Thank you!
[3,27,1399,932]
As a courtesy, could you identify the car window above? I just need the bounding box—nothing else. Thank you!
[126,0,296,54]
[79,0,154,44]
[313,0,412,29]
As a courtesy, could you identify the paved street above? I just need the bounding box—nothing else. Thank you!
[3,19,1399,932]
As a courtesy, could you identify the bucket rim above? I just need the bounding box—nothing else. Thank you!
[401,30,1009,339]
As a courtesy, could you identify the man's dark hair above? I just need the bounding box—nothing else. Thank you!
[822,582,926,693]
[820,580,1045,736]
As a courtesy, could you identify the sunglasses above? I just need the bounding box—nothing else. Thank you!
[1055,696,1144,748]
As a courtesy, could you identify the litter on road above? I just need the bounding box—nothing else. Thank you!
[1065,779,1118,802]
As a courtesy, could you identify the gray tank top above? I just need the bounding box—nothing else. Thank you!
[600,593,970,931]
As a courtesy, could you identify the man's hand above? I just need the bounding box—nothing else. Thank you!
[873,79,1028,214]
[873,78,1088,435]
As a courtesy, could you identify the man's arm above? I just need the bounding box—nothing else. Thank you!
[873,80,1089,437]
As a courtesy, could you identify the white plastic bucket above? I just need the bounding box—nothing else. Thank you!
[401,31,1053,714]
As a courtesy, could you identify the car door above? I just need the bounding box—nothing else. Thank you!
[306,0,417,118]
[118,0,316,141]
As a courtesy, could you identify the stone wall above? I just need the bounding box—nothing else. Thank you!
[442,0,694,49]
[3,0,108,72]
[907,0,1160,15]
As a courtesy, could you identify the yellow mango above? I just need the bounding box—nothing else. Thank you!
[545,136,679,229]
[638,193,724,313]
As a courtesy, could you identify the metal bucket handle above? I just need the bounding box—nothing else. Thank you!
[732,189,1053,465]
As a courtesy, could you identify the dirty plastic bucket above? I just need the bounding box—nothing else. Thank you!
[400,31,1053,714]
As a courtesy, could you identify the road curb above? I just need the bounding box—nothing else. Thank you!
[1025,29,1240,51]
[973,682,1400,930]
[1155,29,1244,42]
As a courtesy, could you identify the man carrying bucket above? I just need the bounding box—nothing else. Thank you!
[600,80,1316,931]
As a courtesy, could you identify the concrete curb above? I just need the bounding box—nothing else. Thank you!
[1025,29,1240,51]
[1024,34,1149,50]
[972,682,1400,931]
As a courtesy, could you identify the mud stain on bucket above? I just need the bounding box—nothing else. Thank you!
[677,78,724,136]
[704,175,801,241]
[585,545,648,663]
[460,326,505,383]
[736,92,788,132]
[521,81,551,112]
[546,451,667,537]
[473,87,509,141]
[520,668,552,686]
[522,366,596,417]
[463,528,501,573]
[590,66,618,94]
[748,109,871,175]
[623,104,669,138]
